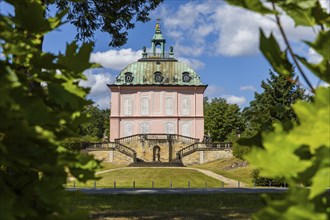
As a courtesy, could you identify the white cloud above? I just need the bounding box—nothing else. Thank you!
[240,85,256,91]
[90,48,143,70]
[80,70,114,109]
[178,57,205,70]
[320,0,330,13]
[212,4,316,56]
[224,95,247,105]
[160,1,215,57]
[318,81,329,88]
[159,1,316,57]
[174,44,204,57]
[205,85,224,98]
[307,48,323,64]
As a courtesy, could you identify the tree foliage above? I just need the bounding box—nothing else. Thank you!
[237,70,308,171]
[243,70,309,133]
[49,0,163,47]
[204,97,243,142]
[227,0,330,219]
[78,105,110,140]
[0,1,102,218]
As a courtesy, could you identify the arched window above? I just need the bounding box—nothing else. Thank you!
[182,97,191,115]
[123,97,133,115]
[155,43,162,54]
[164,122,175,134]
[123,122,133,137]
[165,97,174,115]
[140,97,149,115]
[181,122,191,137]
[140,122,150,134]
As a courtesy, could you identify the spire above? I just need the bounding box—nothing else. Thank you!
[141,19,175,59]
[151,19,165,57]
[155,18,161,33]
[152,18,164,41]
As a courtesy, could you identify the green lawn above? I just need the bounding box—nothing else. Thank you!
[191,158,254,186]
[69,193,284,219]
[75,158,254,189]
[96,162,126,171]
[69,168,224,188]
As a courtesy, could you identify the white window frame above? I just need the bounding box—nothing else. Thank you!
[165,97,174,116]
[123,121,133,137]
[140,122,150,134]
[123,97,133,116]
[164,122,175,134]
[181,122,191,137]
[182,97,191,116]
[140,97,149,116]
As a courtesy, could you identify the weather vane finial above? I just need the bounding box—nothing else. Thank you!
[156,18,161,31]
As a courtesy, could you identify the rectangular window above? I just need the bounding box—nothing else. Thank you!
[124,97,133,115]
[141,97,149,115]
[164,122,175,134]
[124,122,133,137]
[165,97,174,115]
[182,97,191,115]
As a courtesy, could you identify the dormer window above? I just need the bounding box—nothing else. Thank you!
[182,72,191,83]
[124,72,134,83]
[154,71,163,83]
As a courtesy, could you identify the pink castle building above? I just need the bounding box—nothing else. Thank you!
[108,22,207,142]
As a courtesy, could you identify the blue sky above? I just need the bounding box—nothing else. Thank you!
[1,0,328,109]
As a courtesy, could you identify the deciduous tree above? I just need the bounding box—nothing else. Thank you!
[204,98,243,142]
[78,105,110,140]
[0,0,106,218]
[48,0,163,47]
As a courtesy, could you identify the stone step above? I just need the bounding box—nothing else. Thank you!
[129,160,184,167]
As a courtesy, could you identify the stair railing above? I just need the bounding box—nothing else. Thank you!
[176,142,233,159]
[176,143,200,159]
[114,142,137,161]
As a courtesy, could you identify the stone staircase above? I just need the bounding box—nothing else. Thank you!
[129,159,184,167]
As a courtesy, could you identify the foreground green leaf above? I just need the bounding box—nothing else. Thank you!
[259,29,293,76]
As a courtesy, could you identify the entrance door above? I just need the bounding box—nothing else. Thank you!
[153,146,161,162]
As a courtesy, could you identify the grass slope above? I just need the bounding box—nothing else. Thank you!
[191,158,254,186]
[70,168,223,188]
[96,162,125,171]
[70,193,284,219]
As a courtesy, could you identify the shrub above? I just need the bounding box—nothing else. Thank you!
[252,169,286,187]
[232,143,251,160]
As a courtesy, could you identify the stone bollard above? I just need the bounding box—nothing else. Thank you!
[170,180,172,188]
[114,181,116,189]
[73,181,76,189]
[133,181,135,189]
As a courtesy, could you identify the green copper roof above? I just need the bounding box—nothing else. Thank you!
[114,60,204,86]
[112,20,205,86]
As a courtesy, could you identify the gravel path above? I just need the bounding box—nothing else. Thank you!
[67,188,287,194]
[96,167,246,188]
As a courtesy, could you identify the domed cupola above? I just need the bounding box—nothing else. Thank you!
[113,19,205,87]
